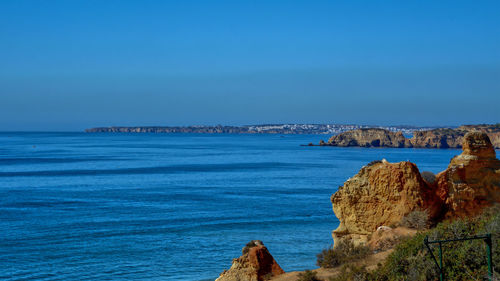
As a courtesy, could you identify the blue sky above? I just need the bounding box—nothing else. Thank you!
[0,0,499,131]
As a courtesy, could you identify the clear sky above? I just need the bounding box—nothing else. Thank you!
[1,0,499,131]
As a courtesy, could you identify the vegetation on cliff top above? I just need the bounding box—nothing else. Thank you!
[316,240,371,268]
[398,210,429,230]
[326,206,499,281]
[297,270,321,281]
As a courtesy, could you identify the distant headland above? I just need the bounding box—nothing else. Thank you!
[315,124,500,149]
[84,124,438,135]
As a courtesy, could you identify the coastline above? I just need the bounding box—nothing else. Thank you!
[216,132,500,281]
[84,124,437,135]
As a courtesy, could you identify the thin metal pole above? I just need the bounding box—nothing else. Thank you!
[424,236,442,277]
[439,242,444,281]
[425,233,493,281]
[486,234,492,280]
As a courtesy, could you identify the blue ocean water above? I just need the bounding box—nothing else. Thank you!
[0,133,461,281]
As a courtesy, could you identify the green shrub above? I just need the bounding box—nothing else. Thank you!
[297,270,321,281]
[316,206,499,280]
[373,205,500,281]
[329,265,373,281]
[317,240,371,268]
[399,210,429,230]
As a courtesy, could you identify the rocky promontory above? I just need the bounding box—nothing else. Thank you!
[216,240,284,281]
[331,132,500,246]
[326,128,411,148]
[322,124,500,149]
[331,159,441,245]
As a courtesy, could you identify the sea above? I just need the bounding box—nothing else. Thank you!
[0,132,463,281]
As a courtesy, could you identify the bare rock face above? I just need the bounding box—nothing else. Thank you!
[409,128,463,148]
[435,132,500,218]
[327,128,411,148]
[459,131,497,158]
[409,125,500,149]
[330,160,440,245]
[323,124,500,149]
[459,124,500,147]
[410,127,500,149]
[216,240,285,281]
[486,132,500,149]
[331,132,500,247]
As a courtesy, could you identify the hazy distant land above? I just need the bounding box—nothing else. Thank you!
[85,124,439,135]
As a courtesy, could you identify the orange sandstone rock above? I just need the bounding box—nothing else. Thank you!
[327,128,410,148]
[435,132,500,218]
[325,124,500,149]
[331,160,440,246]
[331,132,500,247]
[216,240,284,281]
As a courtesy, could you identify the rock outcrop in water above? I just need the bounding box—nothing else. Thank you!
[322,124,500,149]
[326,128,411,148]
[409,128,464,148]
[409,125,500,149]
[216,240,284,281]
[331,132,500,246]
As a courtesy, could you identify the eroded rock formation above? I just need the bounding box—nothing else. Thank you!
[409,128,463,148]
[435,132,500,218]
[331,132,500,246]
[331,160,441,245]
[323,124,500,149]
[216,240,284,281]
[411,126,500,149]
[326,128,411,148]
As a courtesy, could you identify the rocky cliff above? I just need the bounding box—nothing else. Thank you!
[323,124,500,149]
[409,128,463,148]
[216,240,284,281]
[326,128,411,148]
[331,132,500,246]
[331,160,441,245]
[435,132,500,218]
[409,125,500,149]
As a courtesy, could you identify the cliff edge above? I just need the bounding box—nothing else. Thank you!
[327,128,411,148]
[323,124,500,149]
[331,132,500,246]
[331,160,441,245]
[435,132,500,218]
